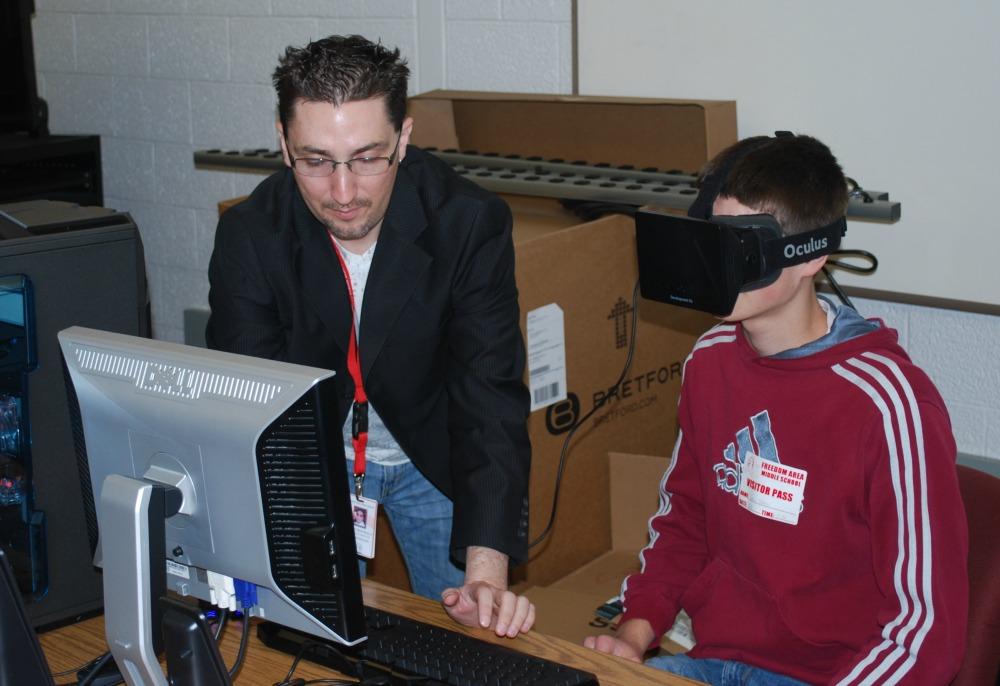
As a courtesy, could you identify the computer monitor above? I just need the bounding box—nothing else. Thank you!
[58,326,365,686]
[0,546,54,686]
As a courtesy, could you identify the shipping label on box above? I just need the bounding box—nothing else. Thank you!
[526,303,568,412]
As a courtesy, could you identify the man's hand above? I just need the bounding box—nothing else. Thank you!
[441,579,536,637]
[583,618,653,663]
[440,546,535,638]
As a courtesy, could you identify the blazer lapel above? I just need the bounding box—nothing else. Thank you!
[358,166,431,379]
[291,185,352,357]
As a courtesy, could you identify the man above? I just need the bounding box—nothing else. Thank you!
[206,35,534,637]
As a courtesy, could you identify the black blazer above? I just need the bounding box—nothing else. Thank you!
[206,147,530,563]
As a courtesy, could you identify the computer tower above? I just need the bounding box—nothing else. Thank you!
[0,134,102,207]
[0,199,149,628]
[2,0,102,207]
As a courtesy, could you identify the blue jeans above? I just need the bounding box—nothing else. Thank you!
[346,458,465,600]
[644,654,808,686]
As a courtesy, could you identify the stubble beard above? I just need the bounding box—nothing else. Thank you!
[320,198,378,243]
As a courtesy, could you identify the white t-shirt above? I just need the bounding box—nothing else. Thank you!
[334,239,410,467]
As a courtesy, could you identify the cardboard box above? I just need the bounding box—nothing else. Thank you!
[405,91,730,587]
[361,204,717,591]
[215,91,733,591]
[358,205,716,591]
[522,452,694,654]
[511,211,714,587]
[407,90,737,174]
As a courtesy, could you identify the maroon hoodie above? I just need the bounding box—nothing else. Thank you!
[621,320,968,685]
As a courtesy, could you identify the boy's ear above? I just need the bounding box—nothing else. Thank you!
[800,254,829,278]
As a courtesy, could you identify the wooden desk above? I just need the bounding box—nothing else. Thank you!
[40,580,698,685]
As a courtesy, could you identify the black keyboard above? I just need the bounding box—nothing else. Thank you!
[258,606,600,686]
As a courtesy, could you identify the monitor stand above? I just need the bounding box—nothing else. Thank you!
[98,474,237,686]
[98,474,177,686]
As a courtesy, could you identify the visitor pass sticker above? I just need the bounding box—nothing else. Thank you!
[738,453,807,525]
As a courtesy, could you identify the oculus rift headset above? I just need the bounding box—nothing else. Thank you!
[636,132,847,316]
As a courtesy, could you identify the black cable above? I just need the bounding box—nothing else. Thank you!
[73,651,114,686]
[276,639,327,685]
[529,277,641,550]
[822,249,879,309]
[272,639,357,686]
[52,653,107,680]
[213,607,229,640]
[845,176,874,204]
[227,611,251,680]
[826,249,878,275]
[822,266,855,309]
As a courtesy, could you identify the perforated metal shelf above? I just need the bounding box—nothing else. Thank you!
[193,147,900,222]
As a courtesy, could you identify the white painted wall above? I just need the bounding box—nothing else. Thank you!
[577,0,1000,309]
[30,0,998,462]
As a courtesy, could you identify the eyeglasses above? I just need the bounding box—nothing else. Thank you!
[289,131,402,177]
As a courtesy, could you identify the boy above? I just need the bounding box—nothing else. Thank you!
[585,135,968,684]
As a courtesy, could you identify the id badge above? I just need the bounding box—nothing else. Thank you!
[350,494,378,558]
[737,453,808,525]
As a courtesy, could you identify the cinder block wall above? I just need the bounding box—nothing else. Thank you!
[852,297,1000,463]
[30,0,999,462]
[31,0,572,342]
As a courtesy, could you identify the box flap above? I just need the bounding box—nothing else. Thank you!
[413,89,735,108]
[406,97,459,150]
[506,195,586,244]
[409,90,737,173]
[523,586,618,646]
[609,452,671,552]
[539,453,670,597]
[523,584,692,655]
[548,550,639,599]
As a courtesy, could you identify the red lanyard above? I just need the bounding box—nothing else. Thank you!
[330,236,368,498]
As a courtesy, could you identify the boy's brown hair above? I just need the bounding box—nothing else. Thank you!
[698,134,849,235]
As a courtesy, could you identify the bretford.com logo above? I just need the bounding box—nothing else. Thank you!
[542,293,683,436]
[784,236,828,259]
